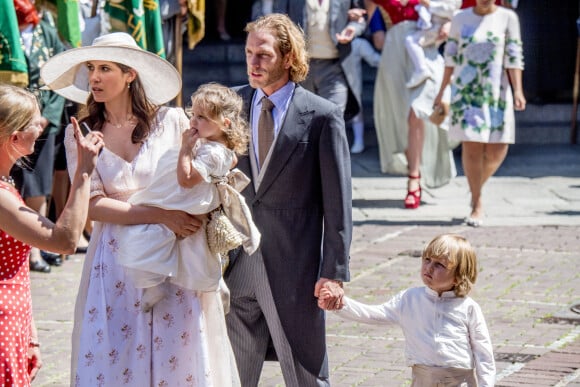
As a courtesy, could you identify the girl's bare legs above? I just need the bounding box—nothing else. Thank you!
[461,141,509,220]
[404,109,425,208]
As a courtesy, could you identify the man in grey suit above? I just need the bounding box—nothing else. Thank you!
[224,13,352,387]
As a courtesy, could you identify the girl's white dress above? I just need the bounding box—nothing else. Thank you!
[114,140,235,292]
[444,7,524,143]
[65,107,240,387]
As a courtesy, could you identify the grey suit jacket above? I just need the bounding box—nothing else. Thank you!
[226,84,352,375]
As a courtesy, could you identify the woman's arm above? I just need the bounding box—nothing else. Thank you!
[0,119,102,254]
[88,197,202,238]
[28,318,42,381]
[433,66,454,108]
[507,68,526,111]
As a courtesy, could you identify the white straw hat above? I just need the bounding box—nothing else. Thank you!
[40,32,181,105]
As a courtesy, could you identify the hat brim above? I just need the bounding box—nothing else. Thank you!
[40,45,181,105]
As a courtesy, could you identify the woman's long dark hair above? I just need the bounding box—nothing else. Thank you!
[79,63,158,144]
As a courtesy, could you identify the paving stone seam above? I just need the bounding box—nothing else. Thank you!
[496,299,570,307]
[496,327,580,385]
[349,256,405,284]
[547,327,580,350]
[555,369,580,387]
[495,362,527,382]
[350,225,418,253]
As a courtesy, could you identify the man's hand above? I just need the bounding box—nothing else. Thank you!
[347,8,366,22]
[336,26,357,44]
[315,278,344,310]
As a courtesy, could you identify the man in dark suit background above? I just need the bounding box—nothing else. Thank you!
[224,13,352,386]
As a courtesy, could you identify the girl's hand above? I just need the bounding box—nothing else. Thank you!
[27,346,42,381]
[72,117,104,176]
[181,128,200,150]
[438,21,451,41]
[513,89,526,111]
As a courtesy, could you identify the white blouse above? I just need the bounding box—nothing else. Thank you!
[336,287,495,386]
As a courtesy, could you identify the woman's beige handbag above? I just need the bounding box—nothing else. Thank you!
[206,206,244,256]
[429,102,450,127]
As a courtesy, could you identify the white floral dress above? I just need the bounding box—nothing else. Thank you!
[444,7,524,143]
[65,107,240,387]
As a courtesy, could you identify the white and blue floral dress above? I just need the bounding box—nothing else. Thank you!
[444,7,524,143]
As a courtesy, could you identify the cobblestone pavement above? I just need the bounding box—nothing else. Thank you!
[31,144,580,386]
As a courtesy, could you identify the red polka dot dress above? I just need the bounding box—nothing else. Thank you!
[0,182,33,386]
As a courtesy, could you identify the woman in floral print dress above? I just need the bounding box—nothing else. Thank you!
[41,33,240,386]
[434,0,525,226]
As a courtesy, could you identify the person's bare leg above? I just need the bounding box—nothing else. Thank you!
[482,143,509,185]
[464,142,509,219]
[404,109,425,207]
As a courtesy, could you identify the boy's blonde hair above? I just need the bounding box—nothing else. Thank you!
[422,234,478,297]
[189,83,249,155]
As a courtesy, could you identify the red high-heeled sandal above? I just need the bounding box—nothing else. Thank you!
[404,174,422,209]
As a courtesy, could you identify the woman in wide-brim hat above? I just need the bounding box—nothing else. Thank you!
[41,32,240,386]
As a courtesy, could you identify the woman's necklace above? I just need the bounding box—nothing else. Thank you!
[0,175,15,187]
[106,114,135,129]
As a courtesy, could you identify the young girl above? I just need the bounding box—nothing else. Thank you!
[404,0,461,89]
[319,234,495,386]
[113,83,260,310]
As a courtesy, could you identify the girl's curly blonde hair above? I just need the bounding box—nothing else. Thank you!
[422,234,478,297]
[188,83,249,155]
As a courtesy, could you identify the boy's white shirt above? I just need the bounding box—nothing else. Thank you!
[336,287,496,387]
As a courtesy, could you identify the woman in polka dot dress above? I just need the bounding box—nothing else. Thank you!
[0,85,102,385]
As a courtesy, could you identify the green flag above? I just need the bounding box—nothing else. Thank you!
[0,0,28,86]
[106,0,166,58]
[56,0,82,47]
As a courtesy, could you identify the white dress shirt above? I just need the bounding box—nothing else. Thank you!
[336,287,496,387]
